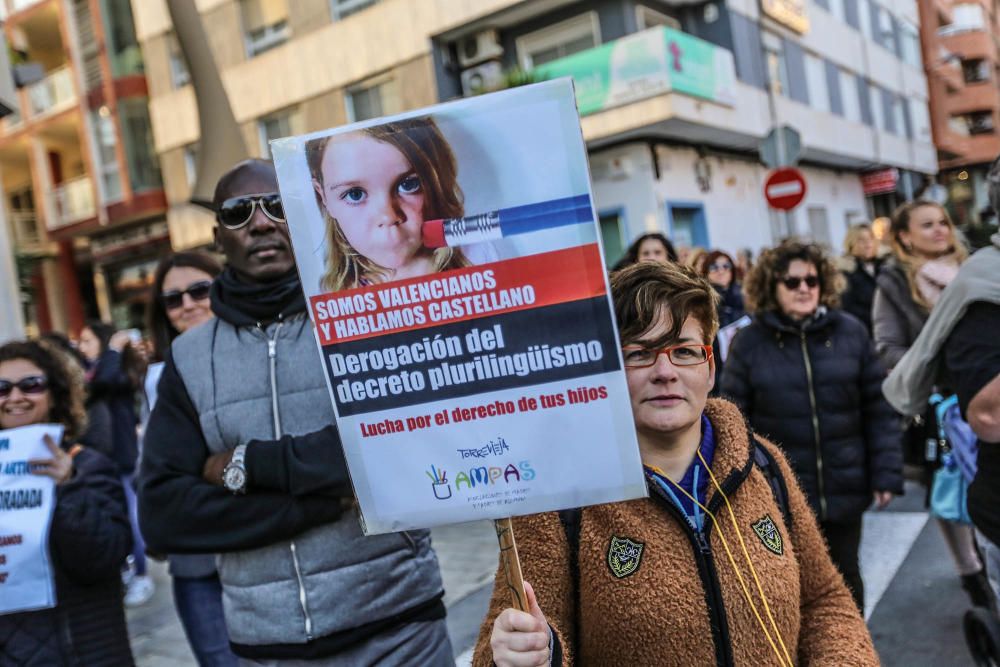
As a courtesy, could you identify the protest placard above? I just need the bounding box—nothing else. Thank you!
[0,424,61,615]
[272,79,646,535]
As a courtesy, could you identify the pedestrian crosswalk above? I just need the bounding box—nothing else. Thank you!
[861,510,929,619]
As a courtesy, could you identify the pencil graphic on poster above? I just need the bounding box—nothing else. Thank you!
[422,194,593,248]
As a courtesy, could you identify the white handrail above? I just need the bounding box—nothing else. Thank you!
[26,66,76,118]
[49,176,96,229]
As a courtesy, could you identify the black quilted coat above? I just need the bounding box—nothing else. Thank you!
[720,308,904,523]
[0,448,134,666]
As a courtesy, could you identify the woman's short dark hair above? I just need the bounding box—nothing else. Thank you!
[611,261,720,346]
[743,240,844,314]
[146,251,223,362]
[0,340,88,444]
[613,233,679,270]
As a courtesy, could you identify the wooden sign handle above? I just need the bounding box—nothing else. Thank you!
[494,517,528,612]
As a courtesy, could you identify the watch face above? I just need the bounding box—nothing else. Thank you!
[224,466,246,491]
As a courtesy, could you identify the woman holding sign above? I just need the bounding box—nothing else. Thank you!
[474,262,877,667]
[0,340,134,666]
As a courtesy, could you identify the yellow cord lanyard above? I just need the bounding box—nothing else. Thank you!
[646,456,794,667]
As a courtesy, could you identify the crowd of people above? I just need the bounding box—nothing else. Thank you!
[0,154,997,666]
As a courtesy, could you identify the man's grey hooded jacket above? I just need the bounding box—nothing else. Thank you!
[139,313,444,657]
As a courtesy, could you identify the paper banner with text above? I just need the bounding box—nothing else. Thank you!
[0,424,61,615]
[272,79,645,534]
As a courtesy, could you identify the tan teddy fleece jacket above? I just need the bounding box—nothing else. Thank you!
[472,399,878,666]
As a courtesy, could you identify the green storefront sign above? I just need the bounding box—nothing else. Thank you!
[533,26,737,116]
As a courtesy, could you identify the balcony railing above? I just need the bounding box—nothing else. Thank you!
[11,0,44,12]
[938,22,985,37]
[9,210,41,249]
[26,66,76,119]
[528,26,737,116]
[48,176,96,230]
[0,112,23,135]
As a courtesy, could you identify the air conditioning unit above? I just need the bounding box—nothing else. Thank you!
[457,29,503,68]
[460,60,503,96]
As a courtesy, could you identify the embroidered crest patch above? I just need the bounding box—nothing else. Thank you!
[752,515,783,555]
[607,536,644,578]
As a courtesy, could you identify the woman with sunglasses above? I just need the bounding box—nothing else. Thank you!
[701,250,745,324]
[0,340,134,666]
[143,251,237,666]
[701,250,746,395]
[720,240,903,613]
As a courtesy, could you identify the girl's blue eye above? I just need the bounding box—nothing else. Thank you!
[398,175,421,195]
[342,187,366,203]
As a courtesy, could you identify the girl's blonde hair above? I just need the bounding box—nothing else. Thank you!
[889,200,968,310]
[306,117,469,292]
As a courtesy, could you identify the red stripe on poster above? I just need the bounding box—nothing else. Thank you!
[310,244,608,345]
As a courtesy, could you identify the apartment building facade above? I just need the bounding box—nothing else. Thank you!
[918,0,1000,227]
[0,0,165,334]
[434,0,936,256]
[135,0,934,271]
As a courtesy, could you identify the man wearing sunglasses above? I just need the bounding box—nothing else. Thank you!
[140,159,451,665]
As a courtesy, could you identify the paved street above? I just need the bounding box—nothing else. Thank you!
[128,484,983,666]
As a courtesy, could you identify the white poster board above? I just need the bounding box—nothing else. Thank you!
[272,80,646,534]
[0,424,61,615]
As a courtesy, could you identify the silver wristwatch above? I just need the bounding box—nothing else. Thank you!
[223,444,248,494]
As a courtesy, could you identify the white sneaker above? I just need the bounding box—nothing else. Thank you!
[124,574,155,607]
[121,555,135,586]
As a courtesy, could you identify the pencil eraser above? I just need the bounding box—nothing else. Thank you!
[422,219,446,248]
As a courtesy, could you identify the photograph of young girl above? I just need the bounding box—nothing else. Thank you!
[306,117,470,291]
[274,81,596,300]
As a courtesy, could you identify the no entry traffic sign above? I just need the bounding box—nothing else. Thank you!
[764,168,807,211]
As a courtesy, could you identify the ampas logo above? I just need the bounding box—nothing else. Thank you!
[425,461,536,500]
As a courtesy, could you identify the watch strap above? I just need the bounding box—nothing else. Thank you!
[231,443,247,467]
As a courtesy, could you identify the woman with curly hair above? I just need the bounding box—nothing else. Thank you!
[720,240,903,612]
[0,340,134,666]
[872,200,990,608]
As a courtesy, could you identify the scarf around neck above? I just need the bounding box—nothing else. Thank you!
[915,256,961,308]
[210,267,307,327]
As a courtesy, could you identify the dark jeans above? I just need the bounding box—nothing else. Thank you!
[173,574,239,667]
[819,517,864,613]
